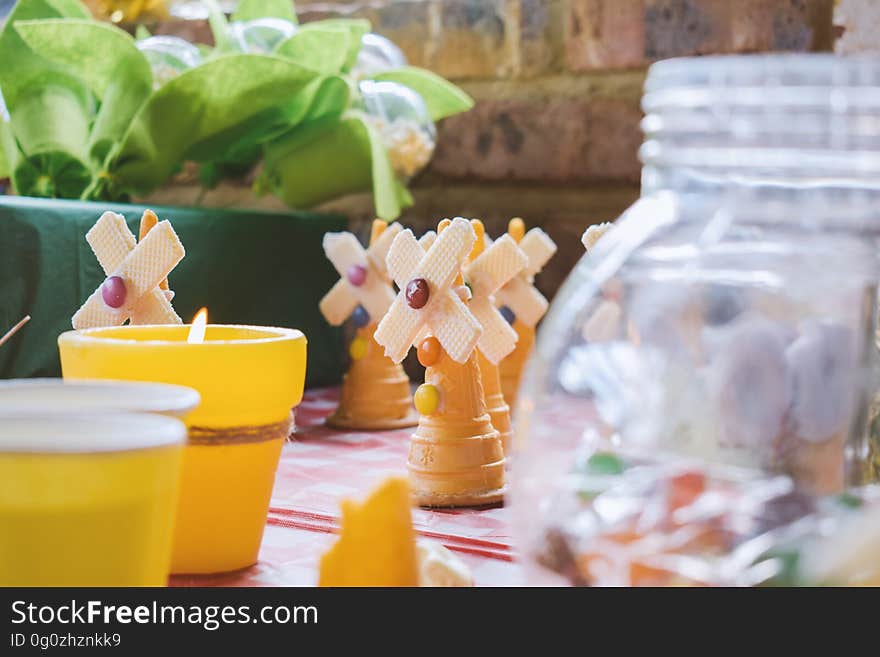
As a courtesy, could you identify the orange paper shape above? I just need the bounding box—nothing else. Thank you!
[318,477,419,587]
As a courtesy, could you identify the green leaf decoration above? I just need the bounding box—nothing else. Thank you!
[44,0,90,18]
[14,149,92,198]
[204,0,234,53]
[373,66,474,121]
[13,19,152,164]
[0,0,91,106]
[0,119,14,179]
[358,113,401,220]
[8,71,93,198]
[274,26,351,74]
[300,18,370,72]
[135,25,152,41]
[113,54,327,194]
[260,111,403,220]
[233,0,297,24]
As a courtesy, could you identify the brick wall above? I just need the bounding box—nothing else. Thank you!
[147,0,835,299]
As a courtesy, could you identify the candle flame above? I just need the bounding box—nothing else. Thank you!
[187,308,208,344]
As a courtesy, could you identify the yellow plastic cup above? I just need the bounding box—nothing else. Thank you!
[0,414,186,586]
[58,324,308,574]
[0,378,201,418]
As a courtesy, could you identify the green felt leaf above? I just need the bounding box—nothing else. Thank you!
[13,19,153,164]
[44,0,90,18]
[373,66,474,121]
[8,69,95,198]
[274,26,350,74]
[233,0,297,24]
[135,25,152,40]
[204,0,234,53]
[357,113,401,220]
[300,18,370,71]
[0,120,14,179]
[0,0,92,106]
[10,73,92,160]
[299,75,350,123]
[260,116,372,209]
[113,54,326,194]
[14,20,151,99]
[13,150,92,198]
[260,111,403,219]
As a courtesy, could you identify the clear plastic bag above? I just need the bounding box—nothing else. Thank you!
[358,79,436,179]
[136,36,203,88]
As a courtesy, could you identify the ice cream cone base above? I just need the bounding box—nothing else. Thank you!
[478,350,513,454]
[408,353,506,508]
[326,324,418,430]
[499,320,535,407]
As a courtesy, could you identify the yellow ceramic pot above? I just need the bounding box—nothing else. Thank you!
[58,324,308,574]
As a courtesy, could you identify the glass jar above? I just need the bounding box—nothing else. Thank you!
[512,54,880,585]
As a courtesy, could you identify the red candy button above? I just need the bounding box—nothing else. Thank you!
[405,278,429,309]
[101,276,127,309]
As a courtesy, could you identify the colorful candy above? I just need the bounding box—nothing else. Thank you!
[347,264,368,287]
[417,337,442,367]
[349,336,369,361]
[101,276,127,309]
[413,384,440,415]
[351,305,370,328]
[405,278,429,309]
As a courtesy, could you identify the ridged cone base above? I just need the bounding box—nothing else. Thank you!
[327,324,418,430]
[499,320,535,408]
[477,350,513,454]
[408,352,506,508]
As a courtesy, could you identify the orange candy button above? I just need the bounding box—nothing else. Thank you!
[417,337,442,367]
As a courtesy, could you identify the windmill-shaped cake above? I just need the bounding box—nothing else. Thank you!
[495,218,557,407]
[374,217,506,508]
[72,210,184,329]
[460,220,527,453]
[319,220,418,429]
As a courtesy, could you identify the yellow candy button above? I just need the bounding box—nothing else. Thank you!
[349,336,368,360]
[414,384,440,415]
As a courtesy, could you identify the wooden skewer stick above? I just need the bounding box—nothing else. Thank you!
[0,315,30,349]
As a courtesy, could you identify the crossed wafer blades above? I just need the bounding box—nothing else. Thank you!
[319,223,403,326]
[462,234,528,364]
[375,217,482,364]
[72,212,184,329]
[494,227,557,328]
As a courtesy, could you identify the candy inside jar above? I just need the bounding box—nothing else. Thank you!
[358,80,436,179]
[227,18,298,54]
[136,36,203,88]
[532,206,877,496]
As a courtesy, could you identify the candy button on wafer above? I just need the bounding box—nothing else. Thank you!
[500,306,515,325]
[352,306,370,328]
[405,278,429,309]
[347,264,367,287]
[417,337,441,367]
[349,336,369,360]
[101,276,127,309]
[414,384,439,415]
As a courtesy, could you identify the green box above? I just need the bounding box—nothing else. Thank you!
[0,195,347,387]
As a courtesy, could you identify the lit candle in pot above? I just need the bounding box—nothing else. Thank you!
[58,309,308,574]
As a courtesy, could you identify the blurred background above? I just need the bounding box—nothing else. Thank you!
[2,0,877,303]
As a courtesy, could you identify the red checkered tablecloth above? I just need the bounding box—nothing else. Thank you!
[171,388,523,587]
